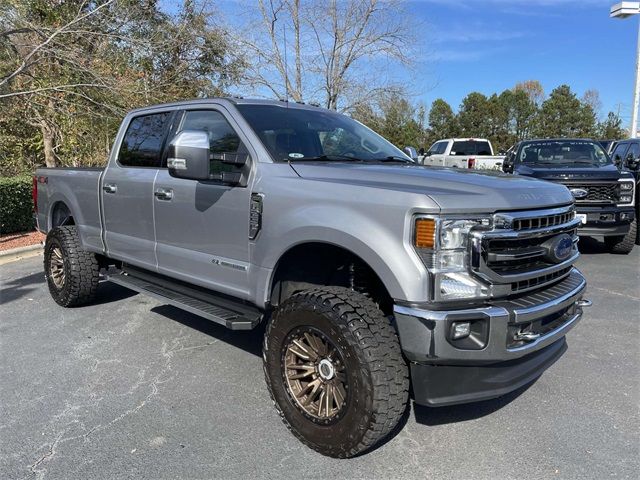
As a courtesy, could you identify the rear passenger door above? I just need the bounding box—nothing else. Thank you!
[102,111,174,269]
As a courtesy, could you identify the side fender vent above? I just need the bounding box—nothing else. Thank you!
[249,193,264,240]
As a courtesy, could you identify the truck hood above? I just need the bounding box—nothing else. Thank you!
[290,163,573,213]
[514,163,623,181]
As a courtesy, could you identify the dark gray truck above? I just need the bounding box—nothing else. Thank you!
[35,98,591,458]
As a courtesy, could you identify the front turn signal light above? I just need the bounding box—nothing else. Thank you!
[415,218,436,248]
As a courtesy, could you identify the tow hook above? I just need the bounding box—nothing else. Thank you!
[514,331,541,342]
[577,299,592,307]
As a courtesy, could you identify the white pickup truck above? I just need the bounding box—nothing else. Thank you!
[420,138,505,170]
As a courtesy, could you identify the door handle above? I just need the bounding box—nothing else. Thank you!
[103,184,117,194]
[154,188,173,201]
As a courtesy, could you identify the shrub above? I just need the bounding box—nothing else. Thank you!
[0,176,34,234]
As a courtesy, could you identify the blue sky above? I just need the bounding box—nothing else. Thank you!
[410,0,637,122]
[164,0,637,123]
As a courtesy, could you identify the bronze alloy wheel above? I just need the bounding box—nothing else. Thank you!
[49,246,66,289]
[282,327,349,424]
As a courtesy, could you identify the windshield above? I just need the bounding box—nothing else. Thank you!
[517,140,611,167]
[235,104,410,162]
[451,140,492,156]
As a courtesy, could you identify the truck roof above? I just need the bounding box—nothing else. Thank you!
[128,97,326,115]
[437,138,491,142]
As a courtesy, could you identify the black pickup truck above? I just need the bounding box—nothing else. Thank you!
[610,138,640,246]
[503,139,637,254]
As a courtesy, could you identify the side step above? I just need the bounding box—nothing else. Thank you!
[106,269,262,330]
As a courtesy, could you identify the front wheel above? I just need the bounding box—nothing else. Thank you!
[44,226,100,307]
[263,286,409,458]
[604,219,636,254]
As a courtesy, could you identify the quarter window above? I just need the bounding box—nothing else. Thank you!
[118,112,172,167]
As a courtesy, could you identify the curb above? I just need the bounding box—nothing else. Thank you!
[0,243,44,265]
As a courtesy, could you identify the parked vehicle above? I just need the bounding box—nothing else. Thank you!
[503,138,636,253]
[420,138,505,170]
[609,138,640,245]
[35,99,590,458]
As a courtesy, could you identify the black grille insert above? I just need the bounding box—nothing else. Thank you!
[562,182,617,203]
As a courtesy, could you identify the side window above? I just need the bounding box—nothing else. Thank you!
[611,143,629,165]
[182,110,241,153]
[438,141,449,154]
[181,110,244,178]
[118,112,171,167]
[627,143,640,160]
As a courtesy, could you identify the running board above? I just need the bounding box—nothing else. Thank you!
[106,270,262,330]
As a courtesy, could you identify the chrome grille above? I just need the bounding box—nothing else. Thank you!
[561,182,617,203]
[471,205,580,295]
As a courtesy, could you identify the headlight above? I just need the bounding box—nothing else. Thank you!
[618,181,635,205]
[413,216,491,301]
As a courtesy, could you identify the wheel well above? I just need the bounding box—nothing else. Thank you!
[269,243,393,315]
[51,202,74,229]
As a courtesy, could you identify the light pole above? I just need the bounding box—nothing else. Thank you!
[611,2,640,138]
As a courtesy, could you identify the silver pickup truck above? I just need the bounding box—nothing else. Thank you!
[35,98,590,458]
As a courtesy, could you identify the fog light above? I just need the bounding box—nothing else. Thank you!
[451,321,471,340]
[620,212,630,220]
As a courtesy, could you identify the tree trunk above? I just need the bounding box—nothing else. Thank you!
[40,120,57,168]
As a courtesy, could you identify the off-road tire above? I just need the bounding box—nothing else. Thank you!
[44,226,99,307]
[604,219,636,254]
[263,286,409,458]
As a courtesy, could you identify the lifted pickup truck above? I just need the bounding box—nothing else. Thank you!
[35,99,590,458]
[503,138,637,254]
[420,138,505,170]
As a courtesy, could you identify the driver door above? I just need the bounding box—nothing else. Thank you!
[153,107,254,300]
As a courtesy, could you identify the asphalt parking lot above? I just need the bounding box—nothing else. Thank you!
[1,238,638,480]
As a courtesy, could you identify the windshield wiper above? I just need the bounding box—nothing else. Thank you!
[287,154,364,162]
[370,156,413,163]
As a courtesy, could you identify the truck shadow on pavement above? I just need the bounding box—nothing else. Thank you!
[148,302,533,440]
[577,236,612,254]
[150,304,265,357]
[0,271,45,305]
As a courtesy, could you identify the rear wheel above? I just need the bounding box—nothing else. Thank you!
[44,226,99,307]
[604,219,636,254]
[263,286,409,458]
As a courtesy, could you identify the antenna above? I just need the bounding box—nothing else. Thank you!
[283,23,289,102]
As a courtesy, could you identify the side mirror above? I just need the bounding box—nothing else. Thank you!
[167,130,211,181]
[502,156,514,173]
[403,146,418,162]
[625,153,640,170]
[167,130,249,184]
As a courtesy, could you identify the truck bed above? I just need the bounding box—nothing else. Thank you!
[34,167,105,253]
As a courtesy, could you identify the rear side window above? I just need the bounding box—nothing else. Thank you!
[118,112,172,167]
[451,141,491,156]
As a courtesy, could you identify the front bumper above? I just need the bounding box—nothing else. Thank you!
[393,267,589,406]
[576,205,635,237]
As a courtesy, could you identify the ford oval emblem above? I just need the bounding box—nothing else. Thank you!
[570,188,588,199]
[542,234,574,263]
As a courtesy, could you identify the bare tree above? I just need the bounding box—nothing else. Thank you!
[0,0,244,170]
[238,0,416,110]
